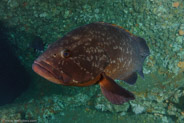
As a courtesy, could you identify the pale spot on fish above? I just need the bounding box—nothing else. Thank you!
[123,61,126,68]
[72,35,80,40]
[86,48,91,53]
[73,79,79,83]
[127,59,131,66]
[91,56,93,60]
[86,57,91,61]
[112,69,117,73]
[95,56,98,60]
[99,54,106,62]
[88,38,92,41]
[126,47,129,54]
[119,47,123,51]
[110,60,116,64]
[113,46,118,50]
[130,50,132,55]
[61,61,65,65]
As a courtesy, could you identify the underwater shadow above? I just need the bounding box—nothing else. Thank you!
[0,21,30,106]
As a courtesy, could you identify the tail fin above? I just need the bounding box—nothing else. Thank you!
[136,37,150,58]
[134,37,150,78]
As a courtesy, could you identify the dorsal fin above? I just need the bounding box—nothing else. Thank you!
[97,22,134,36]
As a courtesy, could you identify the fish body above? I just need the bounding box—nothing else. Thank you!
[32,22,150,105]
[30,36,45,52]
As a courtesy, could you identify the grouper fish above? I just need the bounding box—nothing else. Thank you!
[32,22,150,105]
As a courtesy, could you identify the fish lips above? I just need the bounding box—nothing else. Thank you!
[32,60,72,84]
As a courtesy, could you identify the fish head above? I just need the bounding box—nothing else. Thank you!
[32,31,109,85]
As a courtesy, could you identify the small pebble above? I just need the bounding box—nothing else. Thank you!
[178,29,184,36]
[177,61,184,69]
[172,2,179,8]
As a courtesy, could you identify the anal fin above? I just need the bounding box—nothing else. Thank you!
[99,73,135,105]
[123,72,137,85]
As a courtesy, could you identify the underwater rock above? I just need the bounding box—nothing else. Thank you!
[178,29,184,36]
[130,103,145,114]
[172,2,180,8]
[94,93,130,113]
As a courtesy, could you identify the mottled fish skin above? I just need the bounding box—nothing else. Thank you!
[32,22,150,104]
[97,22,150,81]
[33,22,149,85]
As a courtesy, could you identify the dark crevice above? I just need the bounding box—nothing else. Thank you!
[0,21,30,106]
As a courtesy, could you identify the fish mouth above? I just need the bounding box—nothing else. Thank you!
[32,60,71,84]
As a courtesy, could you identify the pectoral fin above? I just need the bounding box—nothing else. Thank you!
[99,73,135,105]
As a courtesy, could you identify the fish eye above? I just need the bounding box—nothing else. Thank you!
[61,49,70,58]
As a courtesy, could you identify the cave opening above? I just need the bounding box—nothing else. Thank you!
[0,21,30,106]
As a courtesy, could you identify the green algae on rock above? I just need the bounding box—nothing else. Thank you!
[0,0,184,122]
